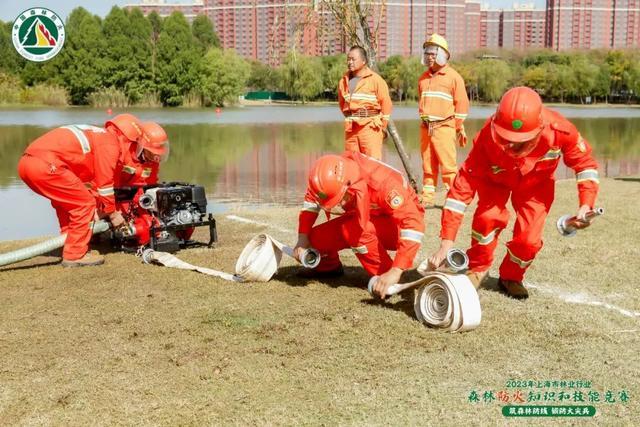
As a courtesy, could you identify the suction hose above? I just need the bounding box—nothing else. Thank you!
[0,220,110,268]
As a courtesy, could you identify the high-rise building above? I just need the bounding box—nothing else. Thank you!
[546,0,614,50]
[126,0,640,63]
[480,7,502,49]
[612,0,640,48]
[465,1,482,52]
[502,3,546,49]
[202,0,318,66]
[129,0,205,21]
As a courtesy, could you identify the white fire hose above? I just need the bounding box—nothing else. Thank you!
[367,249,481,332]
[142,233,320,282]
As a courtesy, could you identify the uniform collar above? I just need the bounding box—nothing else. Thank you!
[347,66,374,79]
[428,64,449,76]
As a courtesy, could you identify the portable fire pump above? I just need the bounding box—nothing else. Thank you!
[113,182,217,253]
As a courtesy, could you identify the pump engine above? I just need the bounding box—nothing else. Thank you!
[113,182,217,253]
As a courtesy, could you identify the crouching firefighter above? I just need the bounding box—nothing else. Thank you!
[17,114,145,267]
[293,152,425,299]
[427,87,600,299]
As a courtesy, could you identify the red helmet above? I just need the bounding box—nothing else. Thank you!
[137,121,170,162]
[105,113,143,142]
[491,87,544,143]
[308,155,359,209]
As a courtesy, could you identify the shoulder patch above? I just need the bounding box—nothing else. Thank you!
[385,189,404,209]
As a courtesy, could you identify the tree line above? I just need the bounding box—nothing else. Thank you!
[2,7,640,106]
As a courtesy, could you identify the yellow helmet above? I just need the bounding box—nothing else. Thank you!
[423,33,450,57]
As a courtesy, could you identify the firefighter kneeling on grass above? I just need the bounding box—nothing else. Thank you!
[427,87,600,299]
[293,152,425,299]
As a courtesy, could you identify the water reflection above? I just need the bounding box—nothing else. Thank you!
[1,117,639,240]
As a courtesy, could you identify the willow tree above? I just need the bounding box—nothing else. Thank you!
[321,0,419,192]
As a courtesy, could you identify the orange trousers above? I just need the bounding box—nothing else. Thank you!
[467,179,555,281]
[18,155,96,261]
[308,213,400,276]
[419,124,457,202]
[345,122,384,160]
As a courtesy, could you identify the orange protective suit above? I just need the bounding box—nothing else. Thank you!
[299,152,425,276]
[417,64,469,202]
[338,69,392,160]
[440,108,599,281]
[17,125,121,260]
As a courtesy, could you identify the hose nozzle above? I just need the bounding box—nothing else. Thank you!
[556,207,604,237]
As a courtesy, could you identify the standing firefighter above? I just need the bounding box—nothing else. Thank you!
[115,121,170,187]
[293,152,425,298]
[338,46,392,160]
[17,114,143,267]
[428,87,600,299]
[418,33,469,207]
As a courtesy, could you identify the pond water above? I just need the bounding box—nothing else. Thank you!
[1,105,639,240]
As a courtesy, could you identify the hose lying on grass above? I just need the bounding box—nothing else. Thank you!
[142,233,319,282]
[0,221,110,268]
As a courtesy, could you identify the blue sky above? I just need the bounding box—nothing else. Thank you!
[1,1,546,22]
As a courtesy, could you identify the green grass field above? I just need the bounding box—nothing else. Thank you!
[1,177,638,425]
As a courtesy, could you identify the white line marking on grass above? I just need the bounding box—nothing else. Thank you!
[226,215,293,234]
[528,283,640,319]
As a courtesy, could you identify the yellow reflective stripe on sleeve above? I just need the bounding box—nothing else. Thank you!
[351,245,369,254]
[302,201,320,213]
[507,247,533,268]
[471,228,500,245]
[141,168,152,178]
[421,91,453,101]
[382,114,390,119]
[422,184,436,192]
[61,125,91,154]
[122,165,136,174]
[454,113,468,119]
[576,169,599,183]
[444,198,467,214]
[97,186,114,196]
[539,149,561,162]
[400,229,424,243]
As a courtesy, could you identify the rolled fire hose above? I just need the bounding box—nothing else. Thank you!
[142,233,320,283]
[0,220,110,268]
[367,248,481,331]
[556,207,604,237]
[413,272,481,332]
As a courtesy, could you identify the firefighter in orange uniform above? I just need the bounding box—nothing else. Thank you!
[428,87,600,299]
[418,33,469,207]
[338,46,392,160]
[17,114,144,267]
[293,152,425,299]
[115,121,170,187]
